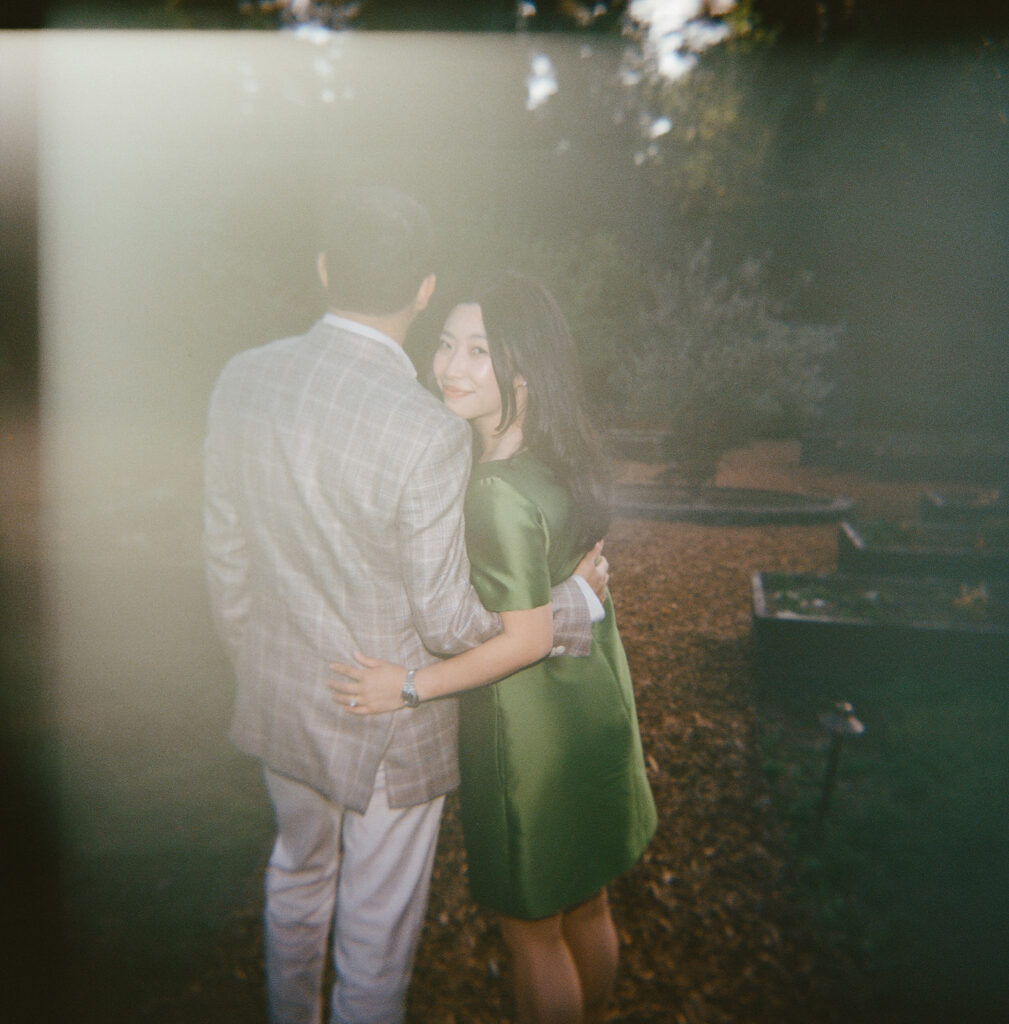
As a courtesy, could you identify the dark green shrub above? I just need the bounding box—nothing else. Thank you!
[610,240,842,485]
[436,214,840,487]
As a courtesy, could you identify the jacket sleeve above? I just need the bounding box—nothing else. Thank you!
[548,576,593,658]
[396,419,498,657]
[201,387,251,666]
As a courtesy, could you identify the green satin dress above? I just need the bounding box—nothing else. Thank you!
[458,452,657,920]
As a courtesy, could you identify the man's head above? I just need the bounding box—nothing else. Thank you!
[318,186,435,317]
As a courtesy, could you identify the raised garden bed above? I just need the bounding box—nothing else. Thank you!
[837,519,1009,578]
[919,487,1008,524]
[801,430,1009,484]
[751,570,1009,698]
[615,484,854,526]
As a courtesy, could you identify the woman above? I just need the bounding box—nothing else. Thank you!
[330,272,656,1024]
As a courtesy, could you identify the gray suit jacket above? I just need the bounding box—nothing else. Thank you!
[203,317,590,811]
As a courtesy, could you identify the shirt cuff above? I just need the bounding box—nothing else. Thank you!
[572,573,606,623]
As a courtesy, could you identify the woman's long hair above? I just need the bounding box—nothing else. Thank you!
[469,271,611,551]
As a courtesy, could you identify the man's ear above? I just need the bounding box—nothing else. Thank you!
[316,252,329,290]
[414,273,437,313]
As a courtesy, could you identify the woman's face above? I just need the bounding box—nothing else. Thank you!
[432,303,504,432]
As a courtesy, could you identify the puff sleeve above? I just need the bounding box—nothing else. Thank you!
[464,473,553,613]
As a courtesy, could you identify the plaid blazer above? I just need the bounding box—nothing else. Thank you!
[203,318,590,811]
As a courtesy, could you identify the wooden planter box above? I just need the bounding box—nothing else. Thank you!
[919,488,1008,524]
[615,485,854,526]
[751,571,1009,700]
[837,519,1009,579]
[800,430,1009,484]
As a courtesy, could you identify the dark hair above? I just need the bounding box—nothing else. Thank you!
[319,186,434,316]
[471,271,611,550]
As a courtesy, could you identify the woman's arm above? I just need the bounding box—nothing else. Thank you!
[330,603,553,715]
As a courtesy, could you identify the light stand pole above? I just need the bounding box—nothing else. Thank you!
[816,700,865,835]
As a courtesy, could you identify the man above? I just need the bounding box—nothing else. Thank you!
[202,186,604,1024]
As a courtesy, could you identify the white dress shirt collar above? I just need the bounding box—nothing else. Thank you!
[323,312,417,379]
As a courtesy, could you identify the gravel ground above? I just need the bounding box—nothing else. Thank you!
[171,442,975,1023]
[407,443,880,1024]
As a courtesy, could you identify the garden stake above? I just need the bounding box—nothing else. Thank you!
[816,701,865,835]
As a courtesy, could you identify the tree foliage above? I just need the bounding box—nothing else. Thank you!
[609,240,842,485]
[436,211,842,488]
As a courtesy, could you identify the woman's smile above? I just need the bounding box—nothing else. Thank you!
[433,303,503,431]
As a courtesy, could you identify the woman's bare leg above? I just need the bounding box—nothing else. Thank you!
[561,889,618,1024]
[497,912,584,1024]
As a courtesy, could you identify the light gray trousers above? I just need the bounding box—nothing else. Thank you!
[263,764,445,1024]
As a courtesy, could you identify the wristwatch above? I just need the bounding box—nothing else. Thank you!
[401,668,420,708]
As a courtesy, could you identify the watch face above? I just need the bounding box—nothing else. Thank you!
[403,672,419,707]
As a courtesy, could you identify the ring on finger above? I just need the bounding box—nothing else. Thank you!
[349,697,358,708]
